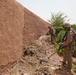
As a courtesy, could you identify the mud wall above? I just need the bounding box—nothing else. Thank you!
[23,8,48,47]
[0,0,24,65]
[0,0,48,66]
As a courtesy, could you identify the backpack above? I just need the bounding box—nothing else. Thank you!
[62,29,76,42]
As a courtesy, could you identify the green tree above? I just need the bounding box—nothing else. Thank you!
[48,12,68,26]
[48,12,69,35]
[71,24,76,31]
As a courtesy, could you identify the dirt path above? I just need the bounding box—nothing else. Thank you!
[2,35,76,75]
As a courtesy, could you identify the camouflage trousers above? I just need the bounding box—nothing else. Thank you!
[63,46,72,69]
[51,35,56,45]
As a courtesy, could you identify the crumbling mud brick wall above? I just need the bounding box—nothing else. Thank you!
[23,8,48,47]
[0,0,48,66]
[0,0,24,66]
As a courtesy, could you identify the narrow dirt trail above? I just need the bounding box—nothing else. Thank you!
[3,35,76,75]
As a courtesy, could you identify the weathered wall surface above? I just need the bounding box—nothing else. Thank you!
[0,0,48,66]
[0,0,24,65]
[23,8,48,47]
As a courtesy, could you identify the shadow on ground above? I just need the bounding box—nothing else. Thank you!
[54,66,74,75]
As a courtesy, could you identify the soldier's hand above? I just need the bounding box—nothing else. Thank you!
[60,43,64,48]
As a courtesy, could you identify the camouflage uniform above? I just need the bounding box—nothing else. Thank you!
[46,26,56,44]
[60,23,74,70]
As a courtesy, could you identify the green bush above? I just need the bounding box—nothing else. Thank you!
[48,12,67,26]
[73,61,76,65]
[73,61,76,73]
[54,25,64,35]
[55,30,66,56]
[71,24,76,31]
[73,66,76,73]
[56,30,66,43]
[55,43,63,56]
[71,25,76,57]
[72,43,76,57]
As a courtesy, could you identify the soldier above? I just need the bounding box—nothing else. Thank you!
[46,25,56,45]
[60,23,74,70]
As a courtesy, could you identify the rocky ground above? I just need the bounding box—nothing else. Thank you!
[1,35,76,75]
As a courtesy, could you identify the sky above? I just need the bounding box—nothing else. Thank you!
[16,0,76,24]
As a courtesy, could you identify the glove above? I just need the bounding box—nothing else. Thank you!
[60,43,65,48]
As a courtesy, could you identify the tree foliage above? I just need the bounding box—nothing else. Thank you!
[48,12,68,35]
[71,24,76,31]
[48,12,68,26]
[71,24,76,57]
